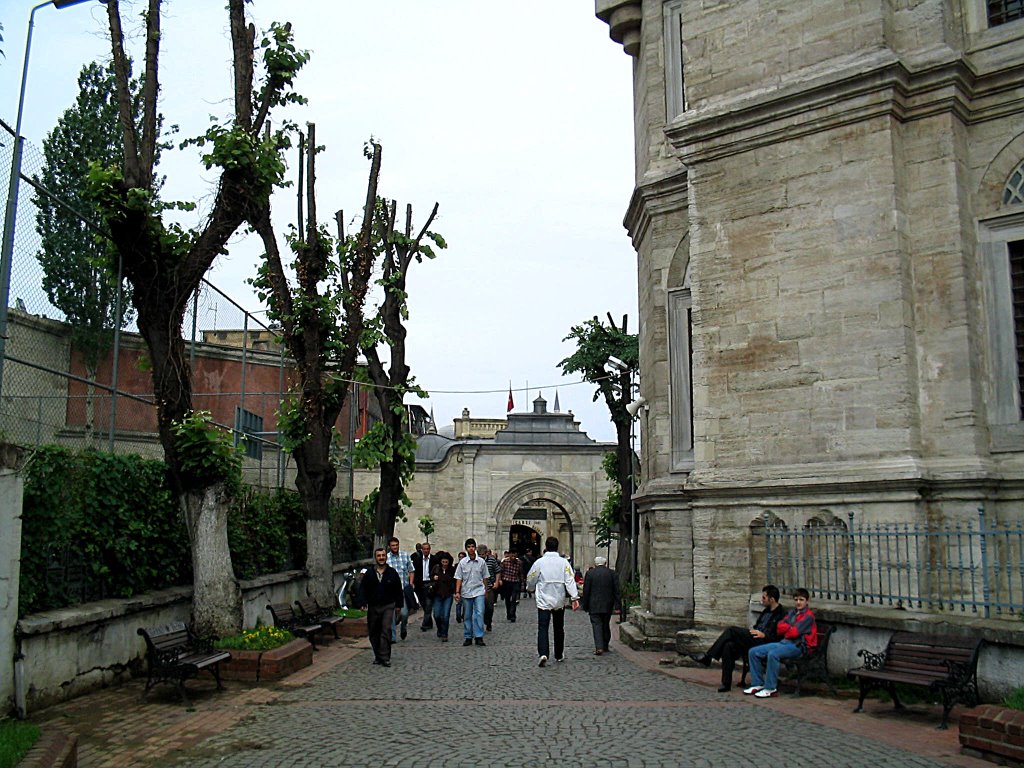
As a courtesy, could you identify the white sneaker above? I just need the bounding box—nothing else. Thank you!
[754,688,777,698]
[538,655,547,667]
[742,686,762,695]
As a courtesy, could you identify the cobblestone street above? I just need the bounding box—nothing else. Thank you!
[32,601,988,768]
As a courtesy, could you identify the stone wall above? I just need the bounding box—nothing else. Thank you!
[596,0,1024,647]
[10,564,363,715]
[0,448,25,715]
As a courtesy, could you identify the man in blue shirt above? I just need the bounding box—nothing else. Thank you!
[454,538,491,646]
[386,536,414,641]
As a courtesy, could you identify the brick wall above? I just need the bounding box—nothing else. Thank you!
[959,705,1024,765]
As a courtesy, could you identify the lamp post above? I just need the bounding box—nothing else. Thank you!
[0,0,101,401]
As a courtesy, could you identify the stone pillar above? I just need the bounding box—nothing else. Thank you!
[0,443,25,715]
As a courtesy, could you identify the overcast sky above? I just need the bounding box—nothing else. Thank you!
[0,0,637,443]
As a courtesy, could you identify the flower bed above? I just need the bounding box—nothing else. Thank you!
[215,626,312,682]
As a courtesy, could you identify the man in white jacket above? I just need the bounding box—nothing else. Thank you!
[526,536,580,666]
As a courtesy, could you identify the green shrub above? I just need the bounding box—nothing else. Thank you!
[214,624,293,651]
[0,718,40,768]
[621,579,640,608]
[228,487,306,579]
[20,446,189,615]
[1005,687,1024,711]
[335,607,366,619]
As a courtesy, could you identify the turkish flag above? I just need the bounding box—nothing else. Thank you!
[507,385,514,413]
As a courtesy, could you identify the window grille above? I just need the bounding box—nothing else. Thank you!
[1011,241,1024,418]
[1004,161,1024,205]
[988,0,1024,27]
[234,406,264,460]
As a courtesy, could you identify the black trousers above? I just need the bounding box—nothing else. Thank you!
[590,612,612,651]
[367,602,396,663]
[537,608,565,659]
[501,582,519,620]
[707,626,761,689]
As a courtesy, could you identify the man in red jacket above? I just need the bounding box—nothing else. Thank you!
[744,588,817,698]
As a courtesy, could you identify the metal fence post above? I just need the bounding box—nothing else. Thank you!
[848,511,857,606]
[978,505,991,619]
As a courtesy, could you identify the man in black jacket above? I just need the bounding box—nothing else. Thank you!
[411,542,436,631]
[581,556,621,656]
[358,547,404,667]
[688,584,785,691]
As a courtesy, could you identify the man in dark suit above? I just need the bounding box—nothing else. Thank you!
[688,584,786,692]
[581,556,621,656]
[411,542,437,631]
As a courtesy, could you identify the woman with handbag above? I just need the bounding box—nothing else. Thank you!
[430,552,457,642]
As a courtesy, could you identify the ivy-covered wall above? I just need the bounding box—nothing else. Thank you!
[19,445,372,617]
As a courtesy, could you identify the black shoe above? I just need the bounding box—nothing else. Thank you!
[463,639,473,646]
[373,658,382,665]
[400,629,407,640]
[717,686,731,692]
[688,653,711,667]
[486,625,492,632]
[475,639,486,646]
[380,660,391,667]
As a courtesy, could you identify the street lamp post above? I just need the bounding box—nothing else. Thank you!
[0,0,101,401]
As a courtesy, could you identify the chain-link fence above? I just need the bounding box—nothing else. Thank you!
[0,119,333,490]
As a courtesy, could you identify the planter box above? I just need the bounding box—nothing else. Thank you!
[335,616,367,638]
[960,704,1024,765]
[219,638,312,682]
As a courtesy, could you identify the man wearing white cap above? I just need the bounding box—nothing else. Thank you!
[581,555,621,656]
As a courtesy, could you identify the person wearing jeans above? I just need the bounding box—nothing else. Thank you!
[430,552,456,641]
[386,537,413,642]
[454,538,490,646]
[527,536,579,667]
[745,588,817,698]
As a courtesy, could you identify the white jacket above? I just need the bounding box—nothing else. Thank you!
[527,552,579,610]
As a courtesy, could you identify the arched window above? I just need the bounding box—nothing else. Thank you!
[1004,159,1024,205]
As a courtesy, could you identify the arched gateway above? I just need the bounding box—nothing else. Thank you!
[493,478,590,564]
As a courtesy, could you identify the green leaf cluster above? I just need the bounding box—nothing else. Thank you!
[350,421,417,510]
[19,446,190,616]
[559,317,639,401]
[170,411,243,493]
[592,452,622,549]
[227,486,306,580]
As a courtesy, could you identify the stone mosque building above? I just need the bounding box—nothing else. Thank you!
[354,395,616,566]
[595,0,1024,654]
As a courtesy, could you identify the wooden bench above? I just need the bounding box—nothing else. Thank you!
[266,602,324,649]
[295,597,345,640]
[137,622,231,704]
[848,631,982,729]
[739,621,836,696]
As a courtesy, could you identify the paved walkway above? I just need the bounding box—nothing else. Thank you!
[33,603,990,767]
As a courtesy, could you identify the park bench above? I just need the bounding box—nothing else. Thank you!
[848,631,982,729]
[266,602,324,649]
[137,622,231,705]
[739,621,836,696]
[295,597,345,639]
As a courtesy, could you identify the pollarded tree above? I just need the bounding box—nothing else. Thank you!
[359,196,444,545]
[36,61,139,445]
[249,130,381,607]
[559,314,639,582]
[89,0,308,635]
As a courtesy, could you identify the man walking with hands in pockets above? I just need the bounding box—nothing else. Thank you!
[527,536,579,667]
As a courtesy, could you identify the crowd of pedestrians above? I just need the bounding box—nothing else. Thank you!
[356,534,622,668]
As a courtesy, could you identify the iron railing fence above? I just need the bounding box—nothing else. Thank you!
[765,507,1024,618]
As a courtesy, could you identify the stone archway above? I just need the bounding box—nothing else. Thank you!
[493,479,591,565]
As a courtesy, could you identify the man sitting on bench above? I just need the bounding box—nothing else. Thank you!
[745,587,817,699]
[688,584,786,692]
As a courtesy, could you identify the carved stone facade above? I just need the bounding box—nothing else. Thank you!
[597,0,1024,646]
[353,396,616,565]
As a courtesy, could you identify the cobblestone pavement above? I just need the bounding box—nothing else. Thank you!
[95,604,974,768]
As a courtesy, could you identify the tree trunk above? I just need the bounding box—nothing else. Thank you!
[373,458,404,542]
[84,374,96,449]
[182,484,241,637]
[293,426,338,606]
[614,419,635,584]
